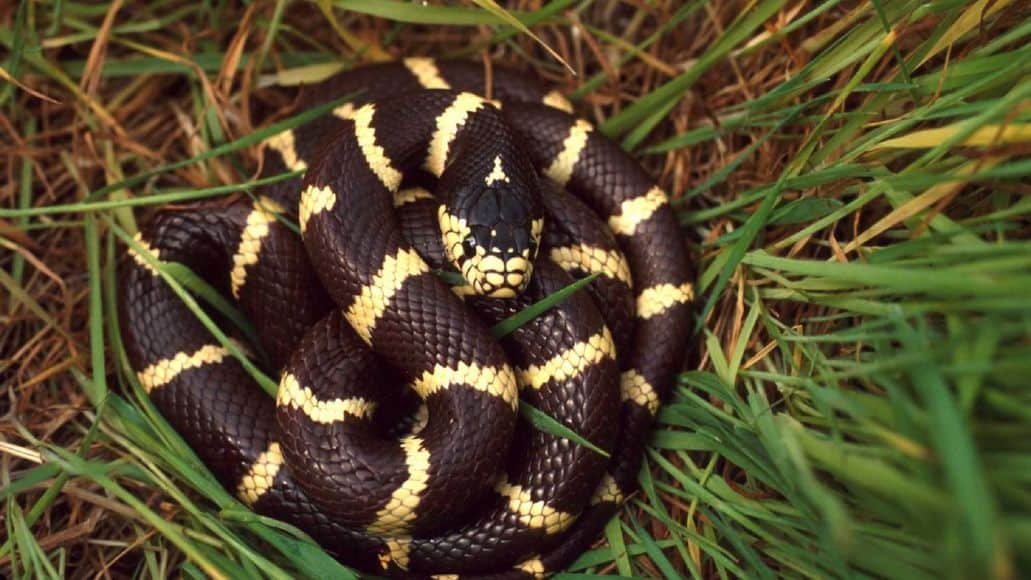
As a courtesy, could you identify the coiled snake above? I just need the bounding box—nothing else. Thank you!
[119,59,693,578]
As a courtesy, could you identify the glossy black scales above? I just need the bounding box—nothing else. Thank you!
[118,58,693,578]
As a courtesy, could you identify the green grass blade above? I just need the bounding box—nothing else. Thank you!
[491,273,599,338]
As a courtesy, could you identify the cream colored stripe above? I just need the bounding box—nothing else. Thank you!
[544,119,592,186]
[621,369,660,414]
[430,575,459,580]
[549,244,632,286]
[608,186,668,236]
[367,435,431,535]
[515,556,547,579]
[542,90,574,113]
[276,373,377,424]
[403,57,450,89]
[237,441,284,505]
[263,130,306,171]
[230,197,285,299]
[130,232,161,275]
[496,478,575,535]
[378,537,413,571]
[137,344,229,393]
[354,104,403,190]
[344,248,430,344]
[590,473,625,505]
[392,187,434,207]
[425,92,486,177]
[517,327,615,390]
[412,361,518,409]
[333,102,356,120]
[299,184,338,234]
[636,281,694,320]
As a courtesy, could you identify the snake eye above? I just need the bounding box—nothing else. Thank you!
[461,237,478,257]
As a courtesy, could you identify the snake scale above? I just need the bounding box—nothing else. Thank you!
[119,59,693,578]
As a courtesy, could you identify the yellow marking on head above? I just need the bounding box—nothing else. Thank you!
[590,473,625,505]
[354,104,403,190]
[608,187,668,236]
[137,344,229,393]
[237,441,284,505]
[276,373,377,423]
[367,435,431,535]
[299,184,337,234]
[378,536,412,571]
[333,102,356,120]
[479,254,505,274]
[393,187,434,207]
[344,248,430,344]
[439,207,472,263]
[542,90,574,113]
[462,253,532,297]
[411,362,519,409]
[544,119,592,186]
[129,232,161,275]
[506,271,524,288]
[230,196,285,299]
[505,256,525,270]
[515,556,547,579]
[484,154,510,186]
[549,244,632,286]
[636,281,694,320]
[403,57,450,89]
[425,92,486,177]
[621,369,660,415]
[263,130,307,171]
[496,478,575,535]
[517,327,615,390]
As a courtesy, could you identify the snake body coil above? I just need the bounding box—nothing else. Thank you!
[119,59,693,578]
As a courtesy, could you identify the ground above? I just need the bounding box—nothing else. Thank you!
[1,1,1029,578]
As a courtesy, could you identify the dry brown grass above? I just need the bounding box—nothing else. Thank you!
[3,0,1029,577]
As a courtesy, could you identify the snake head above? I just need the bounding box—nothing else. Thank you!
[438,177,543,299]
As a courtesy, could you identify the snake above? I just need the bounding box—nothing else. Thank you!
[118,59,693,578]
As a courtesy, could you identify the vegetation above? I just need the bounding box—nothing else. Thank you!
[1,0,1028,578]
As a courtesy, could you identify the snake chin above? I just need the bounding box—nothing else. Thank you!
[463,256,532,298]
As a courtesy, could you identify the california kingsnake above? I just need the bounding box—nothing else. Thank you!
[119,59,692,578]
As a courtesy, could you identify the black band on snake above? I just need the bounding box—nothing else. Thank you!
[118,59,693,578]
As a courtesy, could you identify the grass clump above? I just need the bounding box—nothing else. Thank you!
[2,1,1029,578]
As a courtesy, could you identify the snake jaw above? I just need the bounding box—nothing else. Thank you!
[460,252,533,298]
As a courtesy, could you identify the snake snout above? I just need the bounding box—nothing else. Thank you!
[438,191,543,299]
[468,250,533,298]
